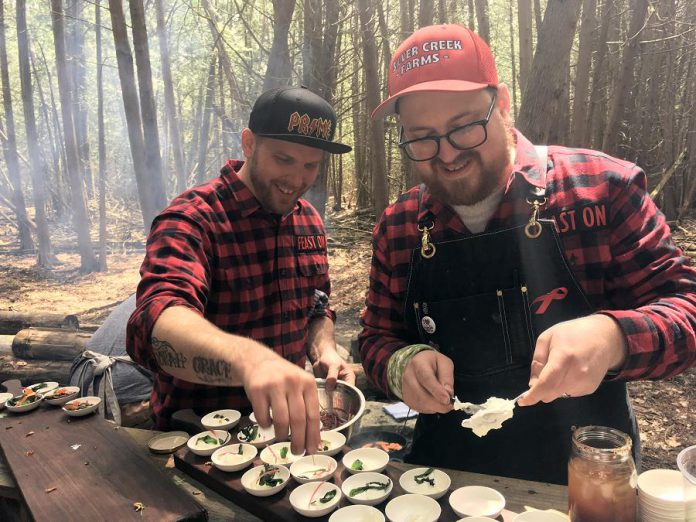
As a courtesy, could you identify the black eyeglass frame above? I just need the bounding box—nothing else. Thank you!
[398,90,498,162]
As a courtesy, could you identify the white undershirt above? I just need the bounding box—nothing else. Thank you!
[452,185,505,234]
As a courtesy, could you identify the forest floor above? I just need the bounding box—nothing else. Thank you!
[0,207,693,471]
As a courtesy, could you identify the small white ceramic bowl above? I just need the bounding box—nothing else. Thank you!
[5,393,43,413]
[241,463,290,497]
[259,442,304,466]
[342,471,393,506]
[449,486,506,518]
[513,510,570,521]
[186,430,231,456]
[398,467,451,499]
[0,392,15,410]
[201,409,241,431]
[62,396,101,417]
[290,454,337,483]
[455,518,499,522]
[289,481,342,517]
[317,430,346,457]
[211,443,257,472]
[44,386,80,406]
[237,423,276,448]
[26,381,59,396]
[329,504,386,522]
[385,493,441,522]
[342,447,390,474]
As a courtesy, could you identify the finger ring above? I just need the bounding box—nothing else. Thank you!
[561,393,571,399]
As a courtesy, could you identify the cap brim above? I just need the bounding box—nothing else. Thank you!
[257,133,351,154]
[371,79,492,120]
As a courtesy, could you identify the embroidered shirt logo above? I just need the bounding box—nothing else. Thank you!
[287,112,332,140]
[532,287,568,315]
[295,234,327,253]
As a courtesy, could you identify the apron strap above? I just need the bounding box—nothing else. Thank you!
[531,145,548,199]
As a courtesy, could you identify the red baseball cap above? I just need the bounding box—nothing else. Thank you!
[372,24,498,119]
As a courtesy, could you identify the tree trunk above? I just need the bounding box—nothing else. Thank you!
[196,56,216,185]
[517,0,583,144]
[585,0,613,147]
[0,311,80,336]
[517,0,533,95]
[12,328,91,361]
[602,0,650,155]
[474,0,490,44]
[109,0,160,231]
[357,0,388,218]
[50,0,97,272]
[129,0,167,209]
[95,0,107,271]
[65,0,94,199]
[16,0,55,266]
[155,0,187,195]
[467,0,476,30]
[418,0,435,27]
[0,354,73,385]
[264,0,296,90]
[438,0,447,24]
[508,0,518,121]
[0,0,34,252]
[400,0,413,39]
[570,0,598,146]
[351,16,369,210]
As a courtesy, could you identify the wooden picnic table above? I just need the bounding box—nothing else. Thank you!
[0,423,568,521]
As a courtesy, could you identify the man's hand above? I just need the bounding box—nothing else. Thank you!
[311,347,356,391]
[401,350,454,414]
[242,351,321,455]
[519,314,627,406]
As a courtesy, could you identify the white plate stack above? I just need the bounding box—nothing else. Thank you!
[677,445,696,522]
[637,469,694,521]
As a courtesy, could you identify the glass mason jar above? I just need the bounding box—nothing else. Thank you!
[568,425,637,522]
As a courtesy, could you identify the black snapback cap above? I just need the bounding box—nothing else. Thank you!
[248,86,351,154]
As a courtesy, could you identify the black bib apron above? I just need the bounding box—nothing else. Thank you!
[403,170,639,485]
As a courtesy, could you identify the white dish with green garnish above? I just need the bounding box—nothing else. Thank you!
[236,423,276,448]
[201,409,241,431]
[187,429,231,456]
[316,430,346,457]
[290,454,337,483]
[211,443,257,472]
[329,504,385,522]
[290,481,342,517]
[341,471,392,506]
[259,442,304,466]
[241,463,290,497]
[342,447,389,474]
[398,466,451,499]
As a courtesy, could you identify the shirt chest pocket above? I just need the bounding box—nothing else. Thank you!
[296,253,329,277]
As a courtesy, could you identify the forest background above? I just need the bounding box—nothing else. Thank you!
[0,0,694,471]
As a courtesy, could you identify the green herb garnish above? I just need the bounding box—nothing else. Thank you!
[237,445,244,455]
[280,446,288,459]
[350,459,363,471]
[319,439,330,451]
[213,413,229,422]
[349,480,391,497]
[31,383,47,391]
[239,424,259,442]
[414,467,435,486]
[311,489,337,505]
[198,434,224,445]
[257,464,284,487]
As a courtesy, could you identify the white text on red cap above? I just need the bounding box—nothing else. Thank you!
[392,39,463,76]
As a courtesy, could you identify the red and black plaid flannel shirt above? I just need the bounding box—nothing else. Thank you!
[127,160,333,429]
[359,130,696,397]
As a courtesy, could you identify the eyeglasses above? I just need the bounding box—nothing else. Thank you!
[398,91,498,162]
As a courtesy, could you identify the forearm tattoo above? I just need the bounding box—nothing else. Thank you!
[192,356,232,384]
[152,336,188,369]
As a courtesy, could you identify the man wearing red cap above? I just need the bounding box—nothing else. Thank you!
[128,86,354,455]
[360,24,696,483]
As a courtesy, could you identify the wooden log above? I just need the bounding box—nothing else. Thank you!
[11,327,91,361]
[0,311,79,335]
[0,354,72,385]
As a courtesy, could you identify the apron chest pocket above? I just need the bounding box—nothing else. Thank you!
[418,287,535,377]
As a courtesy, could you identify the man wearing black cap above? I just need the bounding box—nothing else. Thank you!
[127,86,353,455]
